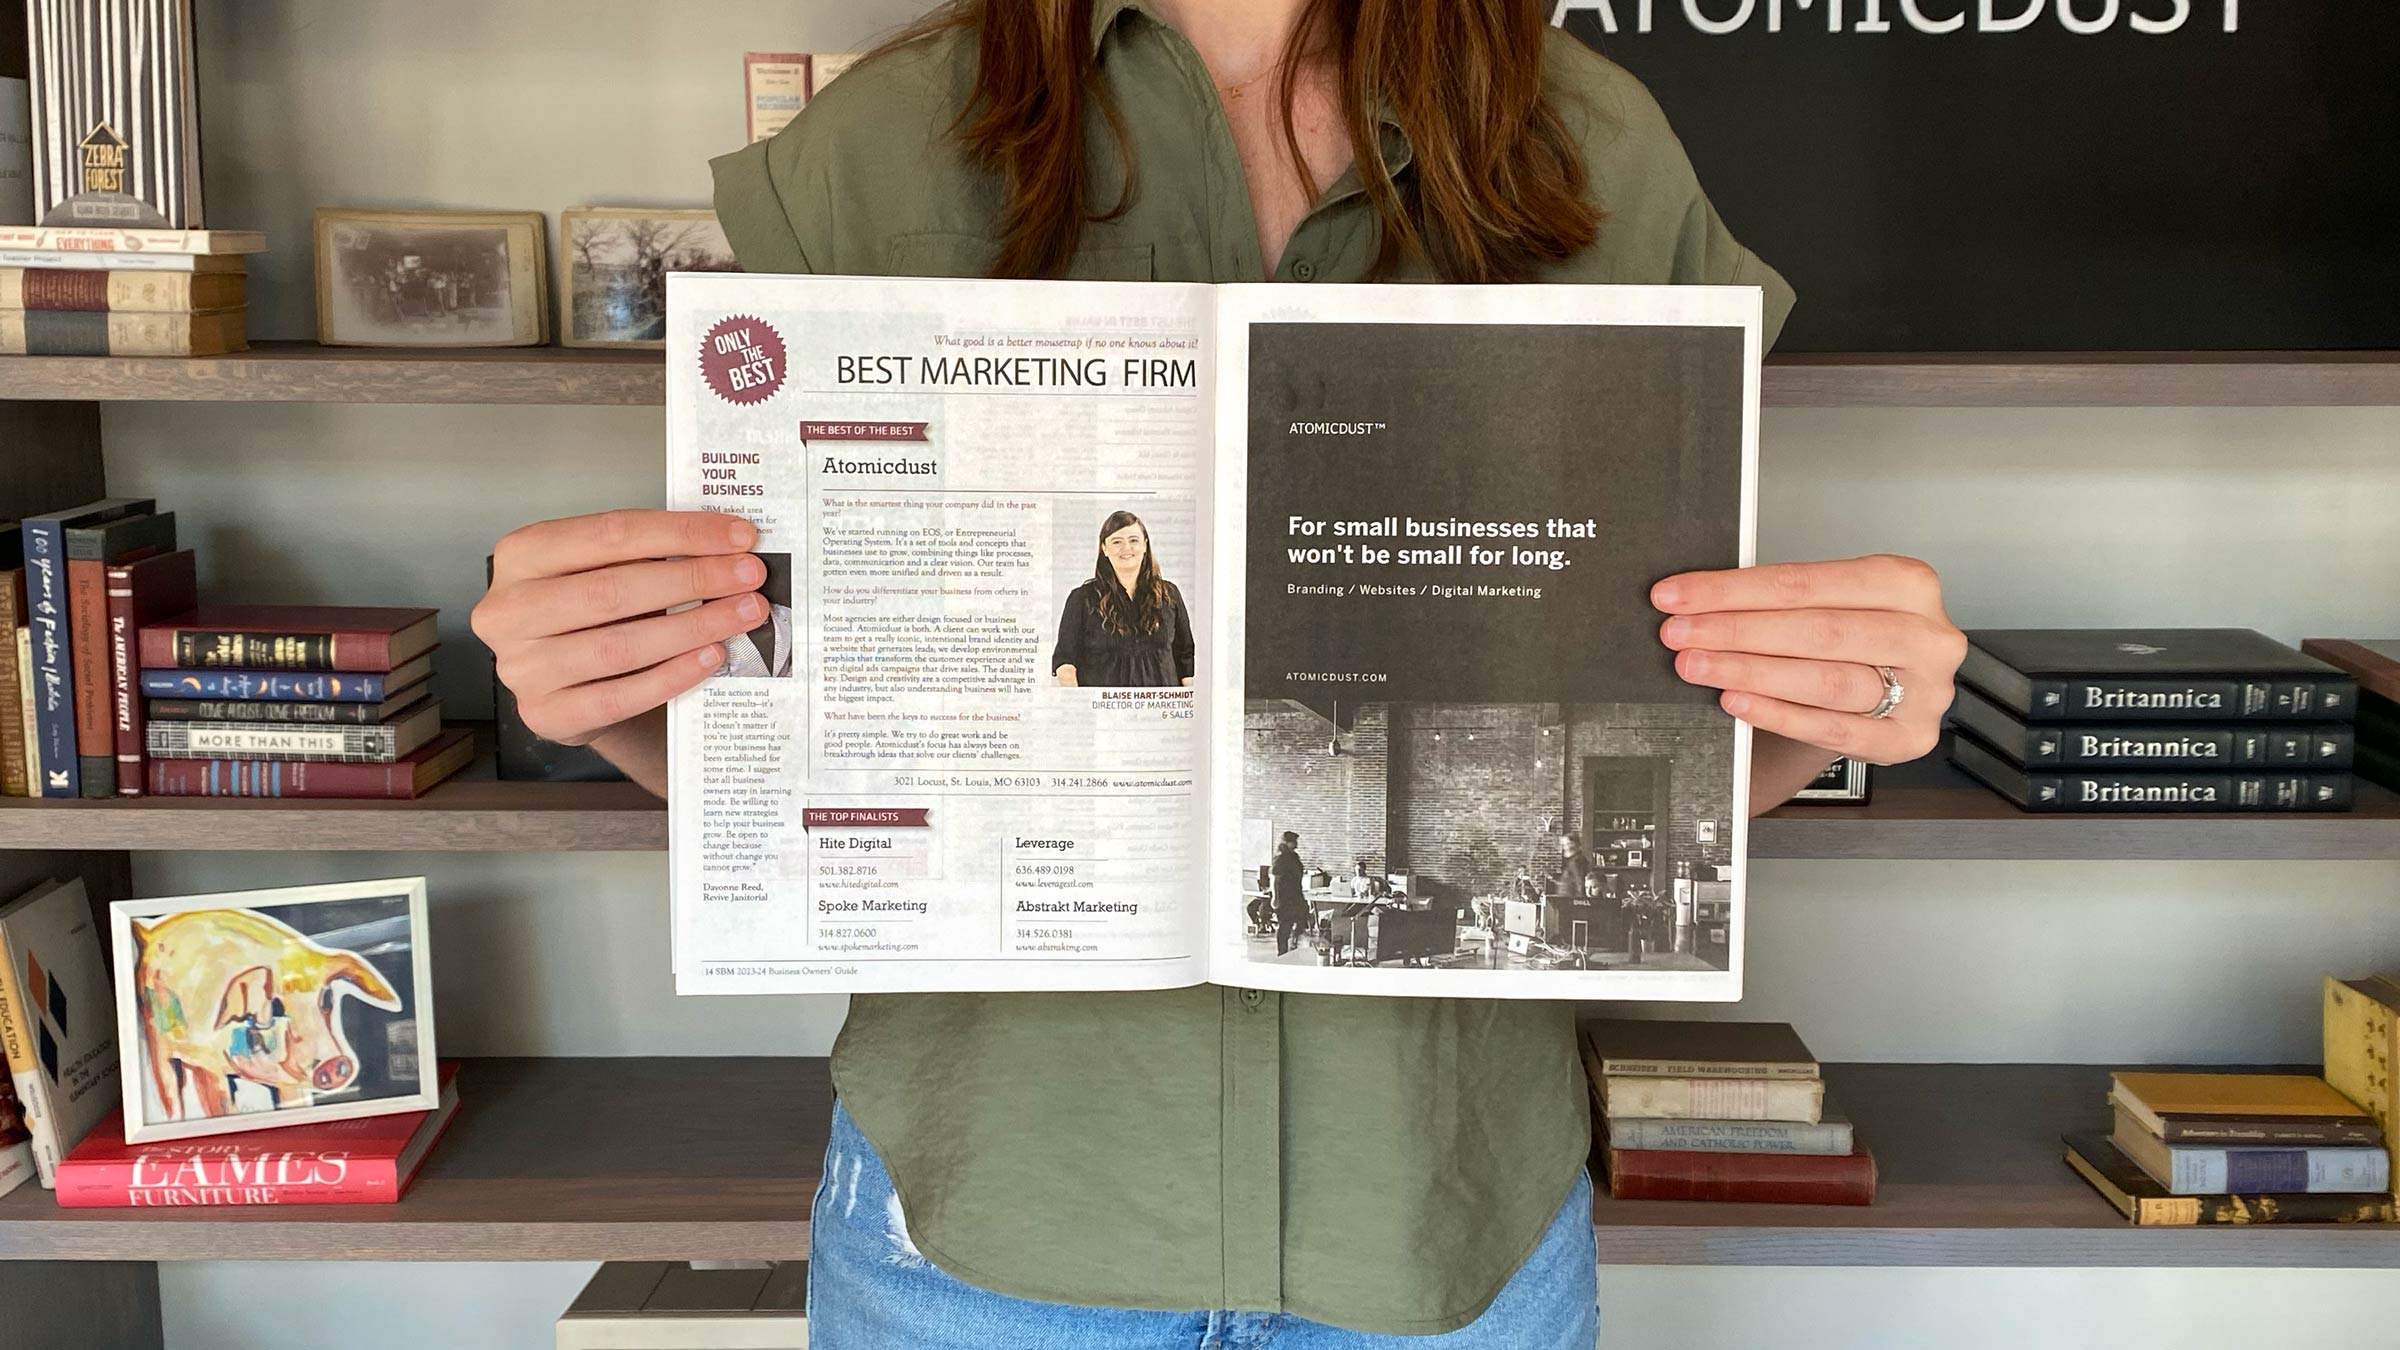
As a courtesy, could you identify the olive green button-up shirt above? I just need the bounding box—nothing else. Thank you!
[710,3,1790,1335]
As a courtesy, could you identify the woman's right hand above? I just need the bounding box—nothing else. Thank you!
[472,509,766,754]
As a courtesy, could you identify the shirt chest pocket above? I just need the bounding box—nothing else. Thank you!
[885,232,1156,281]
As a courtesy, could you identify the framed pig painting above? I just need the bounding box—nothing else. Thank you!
[110,878,437,1144]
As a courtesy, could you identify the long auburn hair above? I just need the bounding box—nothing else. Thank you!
[1092,510,1167,635]
[873,0,1600,282]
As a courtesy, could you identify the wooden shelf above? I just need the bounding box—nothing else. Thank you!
[1591,1062,2400,1267]
[1,345,2394,408]
[0,728,664,852]
[3,1058,2393,1265]
[0,746,2386,858]
[0,778,665,852]
[0,1059,817,1262]
[0,342,664,405]
[1754,754,2400,861]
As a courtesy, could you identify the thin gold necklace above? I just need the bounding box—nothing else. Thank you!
[1217,53,1292,104]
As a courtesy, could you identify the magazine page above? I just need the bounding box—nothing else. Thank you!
[1207,284,1759,1000]
[667,274,1217,994]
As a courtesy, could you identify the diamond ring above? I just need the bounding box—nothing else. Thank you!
[1866,666,1905,720]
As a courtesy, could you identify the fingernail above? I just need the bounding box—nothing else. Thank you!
[1724,693,1752,716]
[728,519,757,550]
[1651,580,1682,609]
[737,555,766,585]
[1661,617,1692,645]
[696,646,723,670]
[739,594,767,621]
[1677,650,1706,679]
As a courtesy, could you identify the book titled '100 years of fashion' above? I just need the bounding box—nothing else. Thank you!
[665,275,1763,1001]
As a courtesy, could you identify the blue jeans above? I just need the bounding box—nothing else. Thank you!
[808,1101,1600,1348]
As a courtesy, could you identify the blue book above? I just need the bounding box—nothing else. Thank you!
[21,497,153,797]
[139,653,432,703]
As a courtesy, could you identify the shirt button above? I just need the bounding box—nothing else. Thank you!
[1291,260,1317,281]
[1241,989,1265,1008]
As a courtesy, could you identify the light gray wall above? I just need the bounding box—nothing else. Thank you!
[110,1,2400,1345]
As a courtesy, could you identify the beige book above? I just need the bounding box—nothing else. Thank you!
[0,266,244,311]
[1601,1074,1823,1123]
[2323,974,2400,1194]
[0,226,263,254]
[0,307,246,355]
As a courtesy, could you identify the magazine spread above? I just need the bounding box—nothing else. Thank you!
[667,274,1758,1000]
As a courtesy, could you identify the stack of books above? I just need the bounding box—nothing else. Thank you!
[138,604,470,798]
[2,497,194,799]
[0,500,471,800]
[0,225,255,355]
[2065,1072,2392,1226]
[2302,640,2400,796]
[1582,1019,1876,1206]
[1948,628,2358,813]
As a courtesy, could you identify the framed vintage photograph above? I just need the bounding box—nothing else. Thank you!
[1790,755,1874,804]
[560,207,739,349]
[111,877,437,1143]
[314,207,547,347]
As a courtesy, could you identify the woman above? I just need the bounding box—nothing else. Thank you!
[472,2,1965,1344]
[1052,510,1196,688]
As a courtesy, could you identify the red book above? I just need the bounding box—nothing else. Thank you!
[56,1064,461,1208]
[67,510,176,797]
[144,726,474,798]
[138,605,439,673]
[1604,1143,1878,1206]
[105,550,199,798]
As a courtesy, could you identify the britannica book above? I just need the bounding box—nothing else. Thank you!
[1952,734,2353,814]
[1948,685,2353,772]
[1958,629,2357,723]
[666,275,1762,1000]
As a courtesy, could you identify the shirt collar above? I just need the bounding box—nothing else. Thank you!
[1089,0,1150,57]
[1090,0,1413,177]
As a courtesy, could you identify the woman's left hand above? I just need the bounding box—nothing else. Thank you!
[1653,554,1966,767]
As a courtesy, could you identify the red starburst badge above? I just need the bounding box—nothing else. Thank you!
[700,314,787,405]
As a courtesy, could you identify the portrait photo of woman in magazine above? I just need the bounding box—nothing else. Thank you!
[1051,509,1197,689]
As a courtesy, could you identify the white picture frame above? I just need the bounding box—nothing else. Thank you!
[1790,755,1874,803]
[111,876,437,1143]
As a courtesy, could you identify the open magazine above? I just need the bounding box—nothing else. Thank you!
[667,274,1759,1000]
